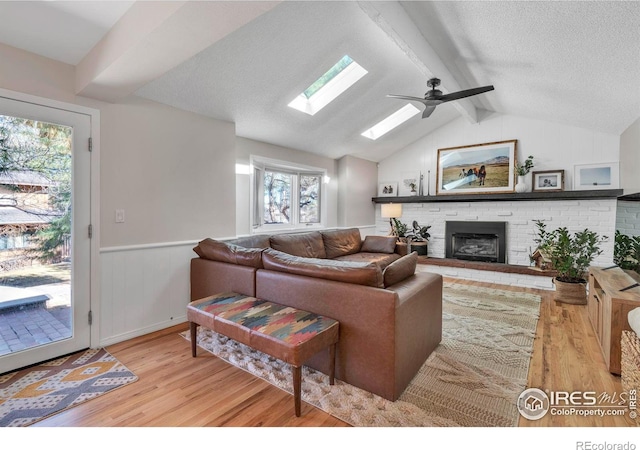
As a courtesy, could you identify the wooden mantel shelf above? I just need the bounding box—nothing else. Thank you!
[372,189,623,204]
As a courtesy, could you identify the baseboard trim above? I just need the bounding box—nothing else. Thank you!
[99,314,187,347]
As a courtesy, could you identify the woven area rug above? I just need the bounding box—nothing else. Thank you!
[184,282,541,427]
[0,348,138,427]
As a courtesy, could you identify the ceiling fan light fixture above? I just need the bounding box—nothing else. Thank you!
[361,104,420,140]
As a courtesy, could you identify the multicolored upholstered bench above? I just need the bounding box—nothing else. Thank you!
[187,292,340,417]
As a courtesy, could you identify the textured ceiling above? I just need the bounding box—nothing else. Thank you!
[0,1,638,163]
[135,1,461,162]
[402,1,640,137]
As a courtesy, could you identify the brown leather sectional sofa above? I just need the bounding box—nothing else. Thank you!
[190,228,443,401]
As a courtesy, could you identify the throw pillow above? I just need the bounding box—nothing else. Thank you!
[360,235,397,254]
[383,251,418,287]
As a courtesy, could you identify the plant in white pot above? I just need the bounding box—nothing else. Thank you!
[514,155,534,193]
[533,220,608,304]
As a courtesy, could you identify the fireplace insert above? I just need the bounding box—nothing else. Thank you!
[445,221,507,263]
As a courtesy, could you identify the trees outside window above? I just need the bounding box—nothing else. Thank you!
[253,158,323,230]
[0,115,71,268]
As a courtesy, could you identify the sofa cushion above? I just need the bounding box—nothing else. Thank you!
[262,249,383,288]
[333,252,401,271]
[269,231,327,258]
[321,228,362,259]
[382,252,418,287]
[360,235,397,254]
[193,238,264,268]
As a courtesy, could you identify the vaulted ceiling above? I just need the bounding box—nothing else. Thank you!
[1,1,639,162]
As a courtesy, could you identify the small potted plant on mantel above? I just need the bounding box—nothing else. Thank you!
[533,220,608,304]
[514,155,534,193]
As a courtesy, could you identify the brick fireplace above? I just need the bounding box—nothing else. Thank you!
[375,195,619,289]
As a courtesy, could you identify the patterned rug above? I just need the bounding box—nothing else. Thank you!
[184,282,541,427]
[0,348,138,427]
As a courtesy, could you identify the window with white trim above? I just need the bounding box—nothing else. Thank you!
[251,157,325,232]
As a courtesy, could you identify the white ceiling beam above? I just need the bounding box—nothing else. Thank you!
[358,1,478,124]
[76,1,281,102]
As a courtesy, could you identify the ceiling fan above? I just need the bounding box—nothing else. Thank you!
[387,78,494,118]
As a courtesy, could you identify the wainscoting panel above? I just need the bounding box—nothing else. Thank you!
[99,242,197,347]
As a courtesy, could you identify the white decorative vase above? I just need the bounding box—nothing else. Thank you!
[515,175,527,193]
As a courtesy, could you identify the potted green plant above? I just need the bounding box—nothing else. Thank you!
[409,182,418,196]
[391,218,408,241]
[514,155,534,193]
[614,230,640,273]
[533,220,608,304]
[406,220,431,256]
[390,218,410,255]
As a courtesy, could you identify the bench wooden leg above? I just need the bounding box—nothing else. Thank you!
[293,365,302,417]
[329,343,336,386]
[190,322,198,357]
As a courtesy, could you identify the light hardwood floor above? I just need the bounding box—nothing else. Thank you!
[34,278,636,427]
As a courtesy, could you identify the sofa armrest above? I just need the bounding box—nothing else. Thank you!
[190,258,257,301]
[386,271,443,399]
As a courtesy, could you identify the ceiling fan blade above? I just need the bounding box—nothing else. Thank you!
[438,85,494,103]
[387,94,428,105]
[422,105,436,118]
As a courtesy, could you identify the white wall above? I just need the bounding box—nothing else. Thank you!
[100,96,236,247]
[337,155,377,229]
[0,43,77,104]
[620,117,640,196]
[616,200,640,237]
[378,112,621,195]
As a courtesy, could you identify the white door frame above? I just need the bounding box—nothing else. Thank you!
[0,87,101,350]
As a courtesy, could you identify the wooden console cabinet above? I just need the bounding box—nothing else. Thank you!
[587,267,640,375]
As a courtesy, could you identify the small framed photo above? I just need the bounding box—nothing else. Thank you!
[573,162,619,190]
[399,172,421,196]
[532,170,564,192]
[378,182,398,197]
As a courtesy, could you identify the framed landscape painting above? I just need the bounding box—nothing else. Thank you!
[532,170,564,192]
[436,140,517,195]
[573,162,619,190]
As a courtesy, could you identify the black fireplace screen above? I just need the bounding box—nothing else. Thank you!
[445,221,507,263]
[452,233,499,262]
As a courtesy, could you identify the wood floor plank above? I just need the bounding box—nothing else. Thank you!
[32,278,634,427]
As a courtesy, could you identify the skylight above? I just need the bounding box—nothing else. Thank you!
[361,104,421,140]
[288,55,367,116]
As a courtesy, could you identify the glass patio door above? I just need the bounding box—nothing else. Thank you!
[0,95,91,374]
